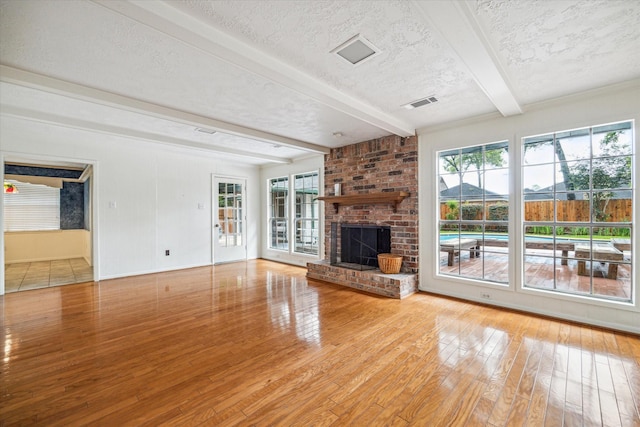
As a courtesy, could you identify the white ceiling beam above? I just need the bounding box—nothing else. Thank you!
[412,0,522,117]
[0,65,327,155]
[92,0,416,137]
[1,105,293,164]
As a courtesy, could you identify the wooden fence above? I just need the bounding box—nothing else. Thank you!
[440,199,632,222]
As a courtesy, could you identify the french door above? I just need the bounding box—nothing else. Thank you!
[213,176,247,264]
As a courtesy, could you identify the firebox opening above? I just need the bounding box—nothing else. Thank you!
[331,223,391,271]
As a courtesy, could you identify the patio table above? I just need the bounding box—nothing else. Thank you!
[574,243,623,279]
[440,238,479,266]
[611,238,631,252]
[524,241,574,265]
[483,239,575,265]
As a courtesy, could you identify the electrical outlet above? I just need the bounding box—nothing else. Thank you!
[165,250,170,256]
[481,293,491,299]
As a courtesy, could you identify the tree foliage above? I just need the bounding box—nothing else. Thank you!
[441,148,506,187]
[567,131,631,221]
[524,130,631,207]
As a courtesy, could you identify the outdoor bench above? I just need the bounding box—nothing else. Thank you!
[440,238,480,266]
[575,243,624,279]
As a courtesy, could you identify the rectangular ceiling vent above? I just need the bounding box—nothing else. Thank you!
[195,127,216,134]
[403,96,438,110]
[331,34,381,66]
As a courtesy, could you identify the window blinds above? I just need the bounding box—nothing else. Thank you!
[4,179,60,231]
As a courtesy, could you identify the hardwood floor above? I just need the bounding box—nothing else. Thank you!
[1,260,638,426]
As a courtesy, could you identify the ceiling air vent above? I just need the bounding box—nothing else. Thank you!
[403,96,438,110]
[331,34,380,65]
[195,127,216,134]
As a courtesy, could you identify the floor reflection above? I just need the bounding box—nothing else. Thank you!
[1,260,638,425]
[267,271,321,346]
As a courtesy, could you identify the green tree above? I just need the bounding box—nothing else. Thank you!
[523,137,577,199]
[555,141,576,200]
[441,148,505,187]
[445,200,459,220]
[524,130,630,203]
[568,131,631,221]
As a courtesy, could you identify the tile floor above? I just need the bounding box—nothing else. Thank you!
[4,258,93,293]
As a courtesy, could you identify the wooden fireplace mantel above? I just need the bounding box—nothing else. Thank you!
[317,191,410,213]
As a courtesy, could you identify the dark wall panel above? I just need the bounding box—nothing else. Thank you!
[60,182,85,229]
[84,177,91,231]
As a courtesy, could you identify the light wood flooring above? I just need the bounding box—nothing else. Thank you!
[4,258,93,293]
[1,260,638,426]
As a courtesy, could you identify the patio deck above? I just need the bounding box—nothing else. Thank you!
[439,247,632,301]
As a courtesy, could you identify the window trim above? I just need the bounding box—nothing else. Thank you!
[292,171,319,256]
[266,170,321,257]
[436,140,511,286]
[520,120,634,304]
[268,176,289,251]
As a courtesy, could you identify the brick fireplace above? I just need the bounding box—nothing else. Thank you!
[306,135,419,298]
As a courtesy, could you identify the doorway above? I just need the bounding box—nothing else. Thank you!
[213,176,247,264]
[3,159,94,293]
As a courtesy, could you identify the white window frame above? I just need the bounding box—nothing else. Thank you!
[521,120,634,303]
[268,176,289,251]
[267,171,320,255]
[293,171,319,256]
[425,120,636,309]
[437,141,510,285]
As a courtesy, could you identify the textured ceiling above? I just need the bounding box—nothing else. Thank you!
[474,0,640,103]
[1,0,639,165]
[171,0,496,123]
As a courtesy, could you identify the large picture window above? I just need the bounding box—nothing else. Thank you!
[293,172,319,255]
[269,177,288,250]
[523,121,633,302]
[268,172,319,255]
[438,141,510,283]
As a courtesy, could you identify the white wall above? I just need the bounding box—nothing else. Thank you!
[0,116,260,294]
[418,80,640,334]
[260,155,324,267]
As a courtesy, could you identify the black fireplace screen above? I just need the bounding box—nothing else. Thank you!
[330,223,391,270]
